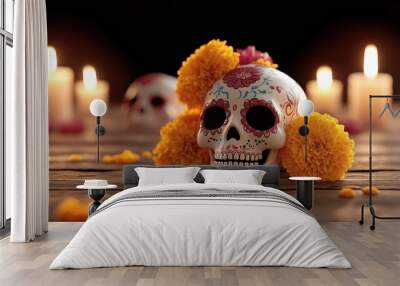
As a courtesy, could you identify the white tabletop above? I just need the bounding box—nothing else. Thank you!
[76,184,118,190]
[289,176,321,181]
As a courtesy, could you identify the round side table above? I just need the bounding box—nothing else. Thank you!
[289,176,321,210]
[76,184,117,215]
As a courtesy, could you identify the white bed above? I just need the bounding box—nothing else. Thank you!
[50,182,350,269]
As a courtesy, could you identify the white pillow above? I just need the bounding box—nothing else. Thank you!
[136,167,201,186]
[200,169,266,185]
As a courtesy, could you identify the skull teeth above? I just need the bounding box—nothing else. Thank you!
[214,152,263,166]
[215,161,259,167]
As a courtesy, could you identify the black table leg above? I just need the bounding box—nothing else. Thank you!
[88,189,105,215]
[296,180,314,210]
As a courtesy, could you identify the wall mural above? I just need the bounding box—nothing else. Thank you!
[50,40,355,221]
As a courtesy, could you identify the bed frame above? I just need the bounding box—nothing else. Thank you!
[122,164,281,189]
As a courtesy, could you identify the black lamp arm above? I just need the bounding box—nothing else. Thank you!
[95,117,106,136]
[298,116,309,161]
[95,116,106,163]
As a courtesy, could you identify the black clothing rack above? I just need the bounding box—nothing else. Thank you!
[359,95,400,230]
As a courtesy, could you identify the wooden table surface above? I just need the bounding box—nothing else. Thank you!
[49,108,400,222]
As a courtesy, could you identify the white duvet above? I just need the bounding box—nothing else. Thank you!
[50,183,350,269]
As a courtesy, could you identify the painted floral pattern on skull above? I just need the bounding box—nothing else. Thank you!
[223,66,262,89]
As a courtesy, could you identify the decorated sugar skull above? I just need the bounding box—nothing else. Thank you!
[197,46,306,166]
[155,40,353,180]
[123,73,184,131]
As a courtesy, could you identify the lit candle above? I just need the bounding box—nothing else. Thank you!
[47,46,74,127]
[75,65,109,115]
[348,45,393,126]
[306,66,343,115]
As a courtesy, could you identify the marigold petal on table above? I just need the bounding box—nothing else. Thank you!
[67,154,82,162]
[362,186,381,196]
[338,187,356,199]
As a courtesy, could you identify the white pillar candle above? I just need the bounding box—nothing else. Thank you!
[348,45,393,126]
[48,47,74,127]
[306,66,343,115]
[75,65,109,116]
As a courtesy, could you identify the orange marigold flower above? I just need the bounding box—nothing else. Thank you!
[153,108,210,165]
[338,187,356,199]
[279,112,355,181]
[362,186,381,196]
[252,58,278,69]
[177,39,239,108]
[141,150,153,159]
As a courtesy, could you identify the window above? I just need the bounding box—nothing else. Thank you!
[1,0,14,231]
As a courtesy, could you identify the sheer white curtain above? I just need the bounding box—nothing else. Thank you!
[8,0,48,242]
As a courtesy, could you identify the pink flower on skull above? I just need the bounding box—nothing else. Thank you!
[223,66,262,89]
[236,45,274,65]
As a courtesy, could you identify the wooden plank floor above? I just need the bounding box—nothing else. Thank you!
[49,107,400,222]
[1,222,400,286]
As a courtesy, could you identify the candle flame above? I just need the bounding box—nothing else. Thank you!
[83,65,97,91]
[364,44,378,79]
[316,66,332,90]
[48,46,57,72]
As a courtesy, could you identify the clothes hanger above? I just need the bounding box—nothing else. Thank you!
[379,97,400,119]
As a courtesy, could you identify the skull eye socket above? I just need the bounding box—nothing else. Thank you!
[129,95,138,106]
[246,105,276,131]
[202,105,227,130]
[150,95,165,108]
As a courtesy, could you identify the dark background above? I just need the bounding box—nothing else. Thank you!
[46,1,400,103]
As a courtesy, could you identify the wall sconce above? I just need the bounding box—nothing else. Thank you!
[290,99,319,210]
[89,99,107,163]
[298,99,314,162]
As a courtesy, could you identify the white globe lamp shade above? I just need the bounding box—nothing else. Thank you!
[90,99,107,117]
[298,99,314,116]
